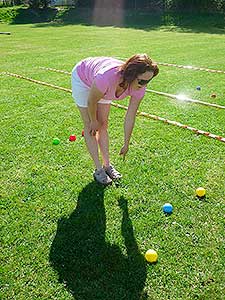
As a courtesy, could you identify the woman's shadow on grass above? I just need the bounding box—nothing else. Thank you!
[49,182,147,299]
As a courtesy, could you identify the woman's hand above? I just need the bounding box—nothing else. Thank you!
[89,120,99,136]
[119,144,129,160]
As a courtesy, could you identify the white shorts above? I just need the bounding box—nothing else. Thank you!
[71,67,112,108]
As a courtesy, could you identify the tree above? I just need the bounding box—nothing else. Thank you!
[28,0,51,9]
[76,0,95,8]
[165,0,224,13]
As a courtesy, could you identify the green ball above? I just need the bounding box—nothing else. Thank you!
[53,138,60,145]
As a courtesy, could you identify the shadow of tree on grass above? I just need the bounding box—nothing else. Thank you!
[9,7,225,35]
[10,7,58,24]
[49,182,147,300]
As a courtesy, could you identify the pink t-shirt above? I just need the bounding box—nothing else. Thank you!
[75,57,146,101]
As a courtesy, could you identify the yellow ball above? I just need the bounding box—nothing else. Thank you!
[145,249,158,263]
[196,187,206,197]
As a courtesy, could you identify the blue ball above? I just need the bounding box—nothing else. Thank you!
[196,86,201,91]
[163,203,173,214]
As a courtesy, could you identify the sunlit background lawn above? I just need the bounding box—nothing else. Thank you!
[1,6,225,300]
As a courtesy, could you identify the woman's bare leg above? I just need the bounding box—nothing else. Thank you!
[78,106,102,170]
[96,103,111,167]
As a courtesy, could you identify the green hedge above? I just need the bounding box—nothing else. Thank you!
[0,6,20,23]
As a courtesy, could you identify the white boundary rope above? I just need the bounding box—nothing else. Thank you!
[39,66,225,110]
[39,66,71,75]
[156,62,225,74]
[2,71,225,143]
[115,57,225,75]
[146,89,225,109]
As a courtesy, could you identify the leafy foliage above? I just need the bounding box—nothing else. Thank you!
[28,0,51,9]
[0,0,224,12]
[75,0,225,13]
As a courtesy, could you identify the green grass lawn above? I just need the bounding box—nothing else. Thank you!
[1,8,225,300]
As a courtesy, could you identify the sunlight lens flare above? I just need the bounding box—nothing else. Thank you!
[176,94,187,101]
[92,0,125,26]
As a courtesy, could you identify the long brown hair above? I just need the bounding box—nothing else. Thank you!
[118,53,159,87]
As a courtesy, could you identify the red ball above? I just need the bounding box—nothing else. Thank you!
[69,135,76,141]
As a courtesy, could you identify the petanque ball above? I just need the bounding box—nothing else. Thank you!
[145,249,158,263]
[162,203,173,214]
[69,135,76,141]
[53,138,60,145]
[196,187,206,197]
